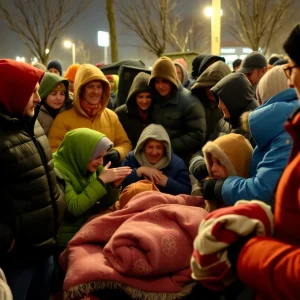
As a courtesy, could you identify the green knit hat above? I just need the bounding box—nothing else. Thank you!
[38,72,69,101]
[149,56,179,89]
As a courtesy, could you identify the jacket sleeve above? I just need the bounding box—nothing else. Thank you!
[222,137,291,205]
[237,236,300,299]
[162,160,192,195]
[64,178,107,218]
[171,97,206,156]
[112,114,132,161]
[48,114,68,153]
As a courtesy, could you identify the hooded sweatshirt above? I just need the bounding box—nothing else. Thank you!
[191,54,225,79]
[191,61,232,141]
[115,72,152,148]
[53,128,119,246]
[173,61,192,89]
[122,124,191,195]
[0,59,65,267]
[149,56,207,162]
[37,72,70,135]
[48,64,132,157]
[210,72,258,143]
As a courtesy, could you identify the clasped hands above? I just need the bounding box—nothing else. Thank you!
[137,166,168,187]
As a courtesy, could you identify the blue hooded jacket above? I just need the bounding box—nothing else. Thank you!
[222,88,298,205]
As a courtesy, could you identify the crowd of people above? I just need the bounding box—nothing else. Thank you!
[0,23,300,300]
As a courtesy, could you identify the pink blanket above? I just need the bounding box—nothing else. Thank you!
[60,191,208,299]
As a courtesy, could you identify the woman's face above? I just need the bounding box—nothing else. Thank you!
[45,86,65,109]
[81,80,103,105]
[144,139,165,164]
[136,92,152,111]
[87,151,107,173]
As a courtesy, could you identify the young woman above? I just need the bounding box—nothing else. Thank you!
[115,72,153,148]
[37,72,71,135]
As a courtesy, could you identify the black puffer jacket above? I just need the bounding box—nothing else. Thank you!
[115,72,153,148]
[0,59,65,268]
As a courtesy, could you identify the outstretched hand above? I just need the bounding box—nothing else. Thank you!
[99,161,132,187]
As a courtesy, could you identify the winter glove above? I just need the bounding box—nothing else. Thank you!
[200,178,225,202]
[200,178,218,200]
[191,160,209,182]
[189,155,209,181]
[103,149,120,168]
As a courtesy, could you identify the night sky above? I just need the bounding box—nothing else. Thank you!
[0,0,216,68]
[0,0,298,70]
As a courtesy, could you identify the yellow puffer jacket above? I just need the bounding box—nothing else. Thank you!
[48,64,132,159]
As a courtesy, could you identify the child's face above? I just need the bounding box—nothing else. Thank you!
[87,151,107,172]
[210,156,228,179]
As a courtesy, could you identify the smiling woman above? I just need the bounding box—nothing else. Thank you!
[121,124,192,195]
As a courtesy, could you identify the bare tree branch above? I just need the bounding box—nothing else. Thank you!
[0,0,92,64]
[228,0,296,54]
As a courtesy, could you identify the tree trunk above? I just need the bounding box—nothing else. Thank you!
[106,0,119,62]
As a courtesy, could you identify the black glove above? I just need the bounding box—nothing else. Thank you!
[103,149,120,168]
[200,178,218,200]
[192,160,209,181]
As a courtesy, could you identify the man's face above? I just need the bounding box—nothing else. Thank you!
[246,68,267,86]
[154,78,173,97]
[81,80,103,105]
[48,68,60,75]
[24,82,41,117]
[285,59,300,99]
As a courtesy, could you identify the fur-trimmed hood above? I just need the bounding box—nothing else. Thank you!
[203,133,253,178]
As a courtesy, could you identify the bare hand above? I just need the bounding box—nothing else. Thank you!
[137,166,163,183]
[154,174,168,187]
[99,162,132,184]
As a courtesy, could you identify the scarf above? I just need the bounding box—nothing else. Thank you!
[80,99,102,118]
[138,107,149,121]
[43,102,61,118]
[139,151,169,170]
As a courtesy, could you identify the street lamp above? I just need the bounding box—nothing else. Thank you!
[97,31,110,65]
[64,40,76,64]
[205,0,222,56]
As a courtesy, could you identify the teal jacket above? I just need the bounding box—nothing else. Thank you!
[53,128,120,247]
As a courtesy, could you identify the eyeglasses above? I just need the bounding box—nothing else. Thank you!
[283,64,299,79]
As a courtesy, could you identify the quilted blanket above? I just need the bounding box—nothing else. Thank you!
[60,191,208,300]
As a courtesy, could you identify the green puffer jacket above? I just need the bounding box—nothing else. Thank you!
[53,128,120,247]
